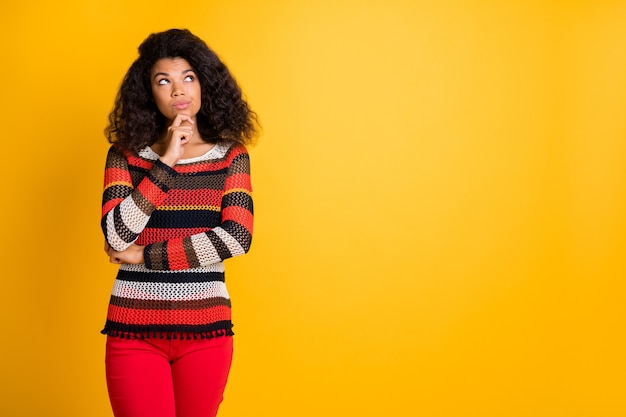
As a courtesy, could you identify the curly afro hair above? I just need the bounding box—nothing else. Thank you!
[105,28,259,153]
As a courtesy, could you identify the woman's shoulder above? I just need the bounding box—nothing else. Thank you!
[105,144,130,165]
[107,144,140,159]
[222,141,249,157]
[106,145,157,172]
[209,140,247,161]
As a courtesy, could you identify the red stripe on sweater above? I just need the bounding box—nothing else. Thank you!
[224,173,251,190]
[104,167,133,184]
[222,206,253,233]
[136,227,210,245]
[127,156,154,170]
[102,198,124,217]
[165,188,224,205]
[136,178,168,206]
[166,240,190,270]
[107,304,231,325]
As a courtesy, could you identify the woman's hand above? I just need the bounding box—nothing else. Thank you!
[160,114,195,166]
[105,242,145,265]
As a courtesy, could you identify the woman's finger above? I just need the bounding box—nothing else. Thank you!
[171,113,195,127]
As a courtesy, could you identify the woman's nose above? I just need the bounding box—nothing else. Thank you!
[171,83,185,97]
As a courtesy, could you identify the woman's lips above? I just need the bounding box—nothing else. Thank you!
[173,101,190,110]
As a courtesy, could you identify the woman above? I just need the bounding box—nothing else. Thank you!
[101,28,258,417]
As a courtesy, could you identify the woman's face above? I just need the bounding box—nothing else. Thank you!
[150,57,201,123]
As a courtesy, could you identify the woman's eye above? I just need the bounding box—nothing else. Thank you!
[184,75,195,82]
[157,78,169,85]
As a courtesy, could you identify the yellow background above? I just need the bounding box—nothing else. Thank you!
[1,1,625,416]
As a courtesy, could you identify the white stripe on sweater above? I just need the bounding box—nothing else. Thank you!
[111,279,230,301]
[105,198,150,251]
[119,262,225,273]
[213,228,246,256]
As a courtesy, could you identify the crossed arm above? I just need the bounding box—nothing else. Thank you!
[101,143,253,270]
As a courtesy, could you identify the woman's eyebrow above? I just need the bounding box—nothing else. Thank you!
[153,69,194,79]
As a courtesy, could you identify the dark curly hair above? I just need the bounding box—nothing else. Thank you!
[105,28,259,153]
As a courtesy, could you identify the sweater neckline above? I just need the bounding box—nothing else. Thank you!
[139,142,230,163]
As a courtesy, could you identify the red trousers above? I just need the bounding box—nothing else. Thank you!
[105,335,233,417]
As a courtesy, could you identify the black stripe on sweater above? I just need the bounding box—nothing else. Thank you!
[109,296,231,310]
[116,269,225,283]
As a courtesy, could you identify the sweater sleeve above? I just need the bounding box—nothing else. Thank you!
[143,147,254,271]
[101,146,178,252]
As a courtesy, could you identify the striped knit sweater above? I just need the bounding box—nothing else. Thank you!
[100,141,253,339]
